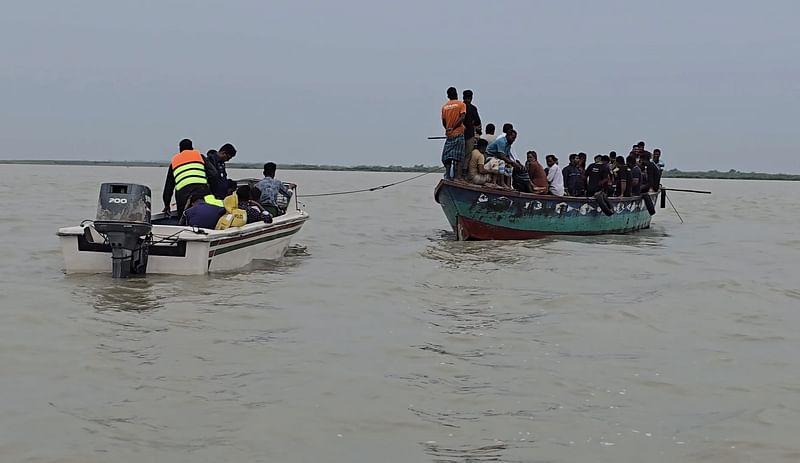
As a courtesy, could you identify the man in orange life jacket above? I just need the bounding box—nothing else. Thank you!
[162,138,219,217]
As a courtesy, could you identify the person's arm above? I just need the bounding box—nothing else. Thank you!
[547,167,557,184]
[472,107,482,132]
[478,158,491,174]
[247,200,264,211]
[278,181,292,198]
[446,111,465,135]
[618,179,627,196]
[162,166,175,213]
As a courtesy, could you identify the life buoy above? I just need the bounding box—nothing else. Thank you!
[642,193,656,216]
[594,192,614,216]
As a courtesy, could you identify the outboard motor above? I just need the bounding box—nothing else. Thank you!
[92,183,153,278]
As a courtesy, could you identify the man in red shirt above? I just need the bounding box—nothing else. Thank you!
[440,87,466,180]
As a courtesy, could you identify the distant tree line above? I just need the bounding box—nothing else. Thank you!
[1,160,799,180]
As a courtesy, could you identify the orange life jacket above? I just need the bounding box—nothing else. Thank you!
[170,150,207,191]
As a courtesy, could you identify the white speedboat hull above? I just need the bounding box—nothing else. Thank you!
[58,209,308,275]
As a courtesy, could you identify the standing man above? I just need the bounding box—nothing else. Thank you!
[585,155,609,196]
[481,123,497,144]
[628,155,642,195]
[562,154,585,196]
[545,155,565,196]
[461,89,482,177]
[653,148,664,172]
[639,152,661,192]
[614,156,632,196]
[163,138,217,218]
[206,143,237,199]
[441,87,467,180]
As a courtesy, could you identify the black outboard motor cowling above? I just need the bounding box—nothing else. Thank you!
[93,183,153,278]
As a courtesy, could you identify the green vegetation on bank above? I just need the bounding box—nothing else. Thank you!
[1,159,799,180]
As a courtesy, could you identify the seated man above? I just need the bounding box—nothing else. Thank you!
[236,185,273,224]
[467,138,496,187]
[255,162,293,217]
[485,129,517,189]
[180,191,225,229]
[526,151,549,194]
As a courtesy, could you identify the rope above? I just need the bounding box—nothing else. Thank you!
[665,193,684,224]
[297,168,443,198]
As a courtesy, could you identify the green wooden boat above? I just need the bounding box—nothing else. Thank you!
[434,180,658,240]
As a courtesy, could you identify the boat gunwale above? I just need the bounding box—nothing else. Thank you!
[57,211,309,241]
[434,179,656,204]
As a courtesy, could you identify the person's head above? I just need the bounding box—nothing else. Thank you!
[447,87,458,100]
[236,184,251,202]
[179,138,193,151]
[506,129,517,144]
[527,150,538,161]
[609,151,617,159]
[653,148,661,160]
[616,156,626,167]
[633,144,641,153]
[601,155,610,164]
[637,141,646,149]
[476,138,489,153]
[502,123,513,134]
[462,89,473,103]
[218,143,237,161]
[570,154,581,166]
[485,123,495,135]
[594,154,603,163]
[578,152,587,162]
[627,155,637,168]
[545,154,558,167]
[263,162,277,178]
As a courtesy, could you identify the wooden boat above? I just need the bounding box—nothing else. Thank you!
[434,179,657,240]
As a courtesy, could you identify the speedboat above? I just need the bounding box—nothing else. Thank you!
[58,181,309,276]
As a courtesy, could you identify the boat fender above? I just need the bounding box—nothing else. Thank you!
[642,193,656,216]
[594,192,614,216]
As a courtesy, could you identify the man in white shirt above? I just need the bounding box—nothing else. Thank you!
[481,123,497,144]
[545,154,565,196]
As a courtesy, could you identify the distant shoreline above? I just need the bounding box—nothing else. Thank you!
[2,159,799,181]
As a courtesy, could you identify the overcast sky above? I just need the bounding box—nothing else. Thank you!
[1,0,798,172]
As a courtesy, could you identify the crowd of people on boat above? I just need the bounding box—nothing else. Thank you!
[162,139,294,229]
[440,87,664,197]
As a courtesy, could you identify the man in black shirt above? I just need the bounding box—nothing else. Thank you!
[562,154,585,196]
[585,155,609,196]
[461,90,482,177]
[639,152,661,192]
[614,156,632,196]
[628,155,642,195]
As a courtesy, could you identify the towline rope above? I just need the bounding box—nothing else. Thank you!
[297,168,443,198]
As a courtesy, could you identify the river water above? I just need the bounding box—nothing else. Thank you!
[0,165,798,462]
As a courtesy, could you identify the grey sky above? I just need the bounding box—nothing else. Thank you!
[1,0,798,172]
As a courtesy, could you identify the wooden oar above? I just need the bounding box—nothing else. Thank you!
[662,187,711,194]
